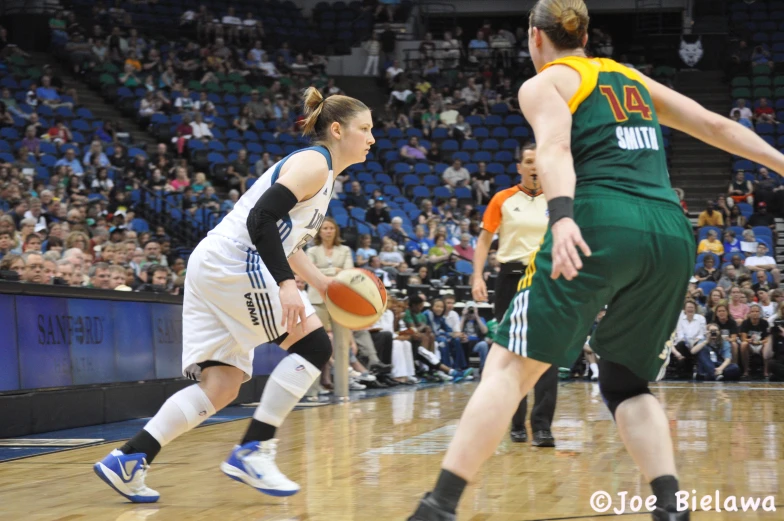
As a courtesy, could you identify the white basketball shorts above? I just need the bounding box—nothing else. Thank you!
[182,234,316,381]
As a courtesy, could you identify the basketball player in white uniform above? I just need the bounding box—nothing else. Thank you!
[94,88,374,502]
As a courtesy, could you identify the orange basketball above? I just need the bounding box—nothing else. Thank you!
[324,268,388,329]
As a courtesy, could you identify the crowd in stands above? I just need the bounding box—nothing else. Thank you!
[1,3,782,387]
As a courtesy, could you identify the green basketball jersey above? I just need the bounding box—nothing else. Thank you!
[540,56,679,208]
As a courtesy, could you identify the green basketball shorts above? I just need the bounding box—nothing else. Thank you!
[494,192,695,381]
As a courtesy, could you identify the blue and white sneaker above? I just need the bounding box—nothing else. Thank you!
[452,368,474,383]
[221,439,300,497]
[93,449,159,503]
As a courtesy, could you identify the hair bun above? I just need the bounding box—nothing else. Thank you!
[560,7,582,34]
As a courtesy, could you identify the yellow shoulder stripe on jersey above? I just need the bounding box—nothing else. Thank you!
[540,56,650,114]
[596,57,649,89]
[539,56,598,114]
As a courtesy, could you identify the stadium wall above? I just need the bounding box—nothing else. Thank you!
[0,284,285,437]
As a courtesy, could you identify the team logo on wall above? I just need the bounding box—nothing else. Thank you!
[679,36,704,68]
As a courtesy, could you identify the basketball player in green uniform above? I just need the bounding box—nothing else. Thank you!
[409,1,784,520]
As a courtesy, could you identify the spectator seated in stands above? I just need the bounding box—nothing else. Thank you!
[693,323,742,381]
[740,229,758,256]
[425,298,469,372]
[671,300,707,378]
[728,204,747,227]
[400,137,427,162]
[695,253,720,283]
[0,254,24,281]
[729,285,751,323]
[368,255,394,287]
[453,232,475,262]
[727,171,754,208]
[457,301,489,374]
[355,234,377,268]
[713,302,740,362]
[54,148,84,176]
[697,229,724,256]
[385,217,408,244]
[344,181,368,209]
[442,158,470,190]
[765,307,784,381]
[740,303,770,378]
[379,237,405,277]
[697,200,724,227]
[723,229,742,257]
[718,264,738,293]
[747,202,776,239]
[730,107,753,129]
[753,168,781,212]
[406,225,434,265]
[365,196,391,227]
[136,264,171,293]
[732,99,754,127]
[754,97,777,125]
[428,233,455,278]
[745,243,780,286]
[757,288,777,321]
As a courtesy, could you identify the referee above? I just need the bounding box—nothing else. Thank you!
[472,143,557,447]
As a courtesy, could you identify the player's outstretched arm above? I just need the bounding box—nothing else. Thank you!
[645,75,784,176]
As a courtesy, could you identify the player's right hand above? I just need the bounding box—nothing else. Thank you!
[279,280,307,334]
[472,277,488,302]
[550,218,592,281]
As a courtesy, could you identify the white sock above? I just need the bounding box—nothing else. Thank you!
[590,363,599,377]
[253,354,320,427]
[144,384,216,447]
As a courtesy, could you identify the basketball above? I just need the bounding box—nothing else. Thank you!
[324,268,388,329]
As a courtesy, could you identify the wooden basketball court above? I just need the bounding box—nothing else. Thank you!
[1,382,782,520]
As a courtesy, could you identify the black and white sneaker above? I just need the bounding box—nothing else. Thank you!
[651,507,689,520]
[408,493,456,521]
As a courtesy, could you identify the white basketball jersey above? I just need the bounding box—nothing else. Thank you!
[210,146,333,256]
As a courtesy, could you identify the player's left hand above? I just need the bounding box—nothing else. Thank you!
[550,218,591,281]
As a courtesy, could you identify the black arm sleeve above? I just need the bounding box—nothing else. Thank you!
[246,183,299,285]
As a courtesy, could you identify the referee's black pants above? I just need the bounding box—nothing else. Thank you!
[494,263,558,433]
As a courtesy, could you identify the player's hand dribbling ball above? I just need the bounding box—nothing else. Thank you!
[325,268,387,329]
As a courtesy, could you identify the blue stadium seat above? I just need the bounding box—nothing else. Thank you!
[495,174,511,186]
[504,114,524,126]
[481,139,499,151]
[466,115,483,126]
[412,186,431,200]
[753,226,774,240]
[402,174,420,187]
[452,151,470,162]
[473,127,489,139]
[433,186,451,200]
[472,151,492,162]
[494,151,514,162]
[734,159,754,171]
[423,175,440,187]
[442,140,459,152]
[698,281,717,295]
[512,127,530,139]
[414,163,431,175]
[431,128,448,140]
[491,127,510,139]
[461,139,479,151]
[737,202,753,218]
[454,186,472,200]
[487,163,505,175]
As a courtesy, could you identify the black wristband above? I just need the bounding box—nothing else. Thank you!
[548,196,574,226]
